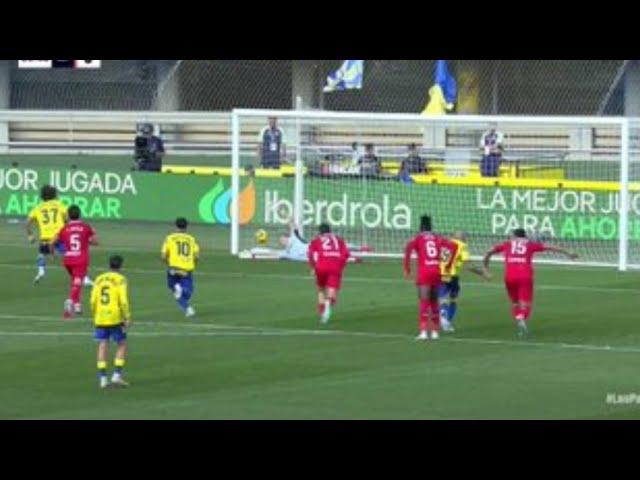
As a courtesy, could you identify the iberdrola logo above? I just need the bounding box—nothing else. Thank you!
[198,179,255,225]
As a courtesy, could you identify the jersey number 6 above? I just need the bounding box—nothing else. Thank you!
[424,240,438,259]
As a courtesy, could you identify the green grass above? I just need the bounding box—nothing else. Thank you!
[1,219,640,419]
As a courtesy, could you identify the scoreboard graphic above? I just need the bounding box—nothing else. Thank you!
[18,60,102,69]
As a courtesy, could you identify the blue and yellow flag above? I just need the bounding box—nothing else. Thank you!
[422,60,457,115]
[323,60,364,92]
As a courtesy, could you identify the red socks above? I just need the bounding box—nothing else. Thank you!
[429,300,441,331]
[512,305,531,322]
[318,298,337,315]
[70,276,82,304]
[418,300,441,331]
[419,299,429,331]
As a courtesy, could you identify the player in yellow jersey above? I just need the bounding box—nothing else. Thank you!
[439,232,488,332]
[161,217,200,317]
[90,255,131,389]
[26,185,67,284]
[26,185,93,286]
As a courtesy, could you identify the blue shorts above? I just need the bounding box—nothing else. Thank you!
[439,276,461,299]
[39,240,65,255]
[94,325,127,343]
[167,271,194,296]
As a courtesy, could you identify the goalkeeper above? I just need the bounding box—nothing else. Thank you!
[244,220,369,262]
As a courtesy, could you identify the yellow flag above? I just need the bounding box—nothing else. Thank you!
[422,85,452,116]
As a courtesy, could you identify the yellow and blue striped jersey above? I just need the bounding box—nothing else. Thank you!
[90,272,131,327]
[162,232,200,273]
[440,239,470,280]
[28,200,67,241]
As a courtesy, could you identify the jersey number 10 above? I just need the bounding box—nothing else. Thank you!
[176,240,191,257]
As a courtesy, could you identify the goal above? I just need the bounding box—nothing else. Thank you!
[230,109,638,271]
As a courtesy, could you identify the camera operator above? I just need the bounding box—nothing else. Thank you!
[134,123,165,172]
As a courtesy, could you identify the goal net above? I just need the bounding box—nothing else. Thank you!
[231,109,636,270]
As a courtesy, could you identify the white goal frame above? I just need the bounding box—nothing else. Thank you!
[230,109,633,271]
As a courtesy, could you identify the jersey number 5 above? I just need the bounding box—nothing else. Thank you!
[100,286,110,305]
[70,233,81,252]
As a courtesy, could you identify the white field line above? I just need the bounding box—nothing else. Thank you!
[0,331,337,338]
[0,261,637,294]
[1,314,640,354]
[0,241,168,254]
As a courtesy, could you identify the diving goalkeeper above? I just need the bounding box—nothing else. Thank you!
[241,221,370,262]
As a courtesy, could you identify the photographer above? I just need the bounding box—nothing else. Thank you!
[134,123,165,172]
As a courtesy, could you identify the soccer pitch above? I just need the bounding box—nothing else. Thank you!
[1,219,640,419]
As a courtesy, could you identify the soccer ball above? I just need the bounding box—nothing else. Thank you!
[255,229,269,245]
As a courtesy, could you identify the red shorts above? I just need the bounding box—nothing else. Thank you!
[315,267,343,290]
[415,269,442,287]
[505,277,533,304]
[64,263,88,279]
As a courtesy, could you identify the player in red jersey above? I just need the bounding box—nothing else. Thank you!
[482,228,577,337]
[404,216,459,341]
[52,205,99,319]
[307,223,351,324]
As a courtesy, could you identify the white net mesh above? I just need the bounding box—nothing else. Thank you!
[6,60,627,115]
[626,121,640,269]
[233,111,626,267]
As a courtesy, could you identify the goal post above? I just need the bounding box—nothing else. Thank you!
[231,109,635,271]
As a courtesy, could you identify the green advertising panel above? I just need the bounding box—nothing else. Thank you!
[1,166,639,241]
[0,167,242,224]
[255,177,640,241]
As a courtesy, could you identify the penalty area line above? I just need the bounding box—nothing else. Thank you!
[0,314,639,354]
[0,261,638,293]
[0,330,343,338]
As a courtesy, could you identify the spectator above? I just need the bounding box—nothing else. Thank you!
[350,142,363,166]
[358,143,382,177]
[398,144,426,184]
[134,123,165,172]
[403,143,427,174]
[257,117,286,169]
[479,125,504,177]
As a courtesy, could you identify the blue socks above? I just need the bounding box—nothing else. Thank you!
[448,302,458,323]
[177,296,189,311]
[440,301,458,324]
